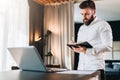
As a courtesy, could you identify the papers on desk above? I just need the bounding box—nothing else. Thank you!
[57,70,100,80]
[57,70,96,74]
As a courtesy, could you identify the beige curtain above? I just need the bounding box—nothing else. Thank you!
[44,2,74,69]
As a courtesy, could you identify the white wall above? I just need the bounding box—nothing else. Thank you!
[74,0,120,23]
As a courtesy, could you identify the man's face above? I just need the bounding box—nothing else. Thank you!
[80,8,96,26]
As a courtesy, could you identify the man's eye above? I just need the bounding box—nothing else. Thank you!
[85,13,89,15]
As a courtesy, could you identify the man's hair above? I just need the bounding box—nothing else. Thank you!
[79,0,96,10]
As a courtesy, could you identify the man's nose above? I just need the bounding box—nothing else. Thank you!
[83,16,86,20]
[82,14,86,18]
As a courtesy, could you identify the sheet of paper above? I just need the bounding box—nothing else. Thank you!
[57,70,96,74]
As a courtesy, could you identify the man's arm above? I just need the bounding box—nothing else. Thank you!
[92,22,113,54]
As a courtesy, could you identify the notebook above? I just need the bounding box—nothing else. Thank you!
[67,41,93,49]
[8,46,67,72]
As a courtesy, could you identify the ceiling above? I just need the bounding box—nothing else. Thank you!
[34,0,120,22]
[33,0,100,5]
[34,0,69,5]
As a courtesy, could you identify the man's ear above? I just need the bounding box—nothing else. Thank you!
[93,10,96,17]
[93,10,96,14]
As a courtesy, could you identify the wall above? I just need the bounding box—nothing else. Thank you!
[28,0,44,60]
[74,1,120,23]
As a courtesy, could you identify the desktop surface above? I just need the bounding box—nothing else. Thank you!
[0,70,101,80]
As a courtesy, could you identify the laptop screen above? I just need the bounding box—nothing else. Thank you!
[8,46,47,72]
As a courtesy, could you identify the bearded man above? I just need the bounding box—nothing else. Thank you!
[72,0,113,70]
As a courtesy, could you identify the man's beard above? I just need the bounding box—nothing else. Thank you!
[83,15,94,26]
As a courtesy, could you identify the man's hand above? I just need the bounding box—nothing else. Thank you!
[72,46,87,53]
[69,40,87,53]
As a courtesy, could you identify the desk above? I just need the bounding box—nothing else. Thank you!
[105,60,120,68]
[0,70,101,80]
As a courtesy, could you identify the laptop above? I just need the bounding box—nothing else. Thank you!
[8,46,67,72]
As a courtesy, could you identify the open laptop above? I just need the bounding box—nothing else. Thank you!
[8,46,67,72]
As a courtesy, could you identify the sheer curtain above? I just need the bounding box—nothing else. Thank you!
[44,2,74,69]
[0,0,29,71]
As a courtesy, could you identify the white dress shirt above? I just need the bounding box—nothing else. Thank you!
[77,17,113,70]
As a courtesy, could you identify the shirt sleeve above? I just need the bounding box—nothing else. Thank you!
[86,22,113,55]
[94,22,113,54]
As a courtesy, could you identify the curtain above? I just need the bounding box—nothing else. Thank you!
[0,0,29,71]
[44,2,74,69]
